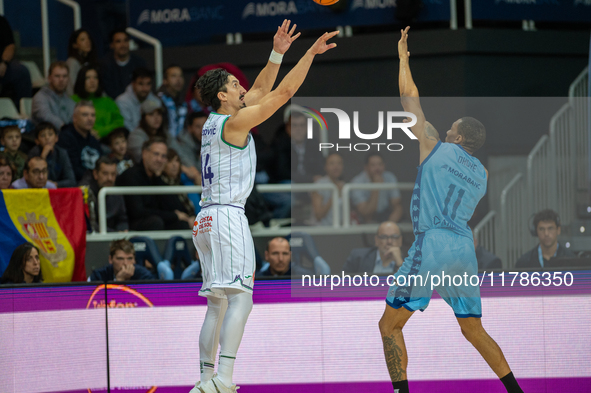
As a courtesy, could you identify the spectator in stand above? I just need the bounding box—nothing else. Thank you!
[161,148,196,217]
[116,138,193,231]
[31,61,76,129]
[516,209,575,269]
[127,98,172,163]
[66,28,98,96]
[175,111,206,183]
[57,101,103,182]
[107,127,133,175]
[116,67,157,132]
[11,156,56,189]
[186,75,209,114]
[89,239,154,282]
[27,122,76,188]
[0,15,32,107]
[99,29,147,99]
[0,243,42,284]
[264,105,323,219]
[157,64,187,138]
[311,153,344,226]
[72,64,124,139]
[259,237,291,277]
[342,221,404,274]
[80,156,128,232]
[0,153,16,189]
[350,152,403,224]
[1,125,26,178]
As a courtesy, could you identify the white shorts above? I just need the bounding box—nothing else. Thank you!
[192,205,256,298]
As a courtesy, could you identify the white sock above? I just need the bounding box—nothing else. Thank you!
[217,289,253,387]
[199,296,228,383]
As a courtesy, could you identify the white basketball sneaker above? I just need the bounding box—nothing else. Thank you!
[196,375,239,393]
[189,381,202,393]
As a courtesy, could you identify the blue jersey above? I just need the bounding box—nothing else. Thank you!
[410,141,487,238]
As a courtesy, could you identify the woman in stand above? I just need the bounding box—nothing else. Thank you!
[0,243,43,284]
[66,29,97,96]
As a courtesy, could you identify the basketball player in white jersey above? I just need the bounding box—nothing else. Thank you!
[190,21,339,393]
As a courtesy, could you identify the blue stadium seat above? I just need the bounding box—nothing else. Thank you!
[161,236,200,280]
[129,236,163,276]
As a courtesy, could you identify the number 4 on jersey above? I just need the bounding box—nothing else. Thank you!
[202,154,214,185]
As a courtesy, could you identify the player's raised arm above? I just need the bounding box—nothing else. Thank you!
[226,31,338,137]
[398,27,439,157]
[244,19,301,106]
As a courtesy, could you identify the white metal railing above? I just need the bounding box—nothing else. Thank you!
[126,27,163,88]
[56,0,81,30]
[97,183,340,234]
[526,135,554,218]
[568,67,589,197]
[500,173,528,269]
[464,0,473,29]
[450,0,458,30]
[341,182,414,227]
[41,0,81,78]
[550,104,575,226]
[474,210,496,257]
[41,0,50,78]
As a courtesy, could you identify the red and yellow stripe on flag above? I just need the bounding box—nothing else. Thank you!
[0,188,86,282]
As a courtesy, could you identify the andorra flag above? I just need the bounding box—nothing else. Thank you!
[0,188,86,282]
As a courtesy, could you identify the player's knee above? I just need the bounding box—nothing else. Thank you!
[459,320,484,342]
[379,314,402,337]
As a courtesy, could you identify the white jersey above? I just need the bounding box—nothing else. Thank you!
[200,112,257,208]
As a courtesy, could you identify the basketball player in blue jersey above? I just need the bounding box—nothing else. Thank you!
[189,21,339,393]
[378,27,524,393]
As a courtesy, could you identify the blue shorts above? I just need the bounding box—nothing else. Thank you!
[385,229,482,318]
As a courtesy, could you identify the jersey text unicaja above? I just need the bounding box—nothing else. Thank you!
[199,112,257,208]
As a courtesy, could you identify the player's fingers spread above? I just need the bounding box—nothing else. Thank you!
[292,32,301,41]
[326,30,339,39]
[289,23,297,35]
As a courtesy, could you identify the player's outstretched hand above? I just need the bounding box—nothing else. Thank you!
[309,31,339,55]
[274,19,301,54]
[398,26,410,59]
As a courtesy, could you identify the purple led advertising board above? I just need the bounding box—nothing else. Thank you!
[1,274,590,393]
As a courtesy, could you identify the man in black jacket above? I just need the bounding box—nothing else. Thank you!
[343,221,404,274]
[116,137,193,231]
[89,239,154,281]
[57,101,103,182]
[516,209,575,269]
[81,156,128,232]
[99,29,147,99]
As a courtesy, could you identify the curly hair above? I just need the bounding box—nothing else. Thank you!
[196,68,230,112]
[457,117,486,154]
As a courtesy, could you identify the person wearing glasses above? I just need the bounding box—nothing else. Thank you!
[342,221,404,274]
[11,156,56,189]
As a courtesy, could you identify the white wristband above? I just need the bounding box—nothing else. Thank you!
[269,49,284,64]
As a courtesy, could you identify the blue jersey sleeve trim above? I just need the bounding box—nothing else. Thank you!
[419,140,442,167]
